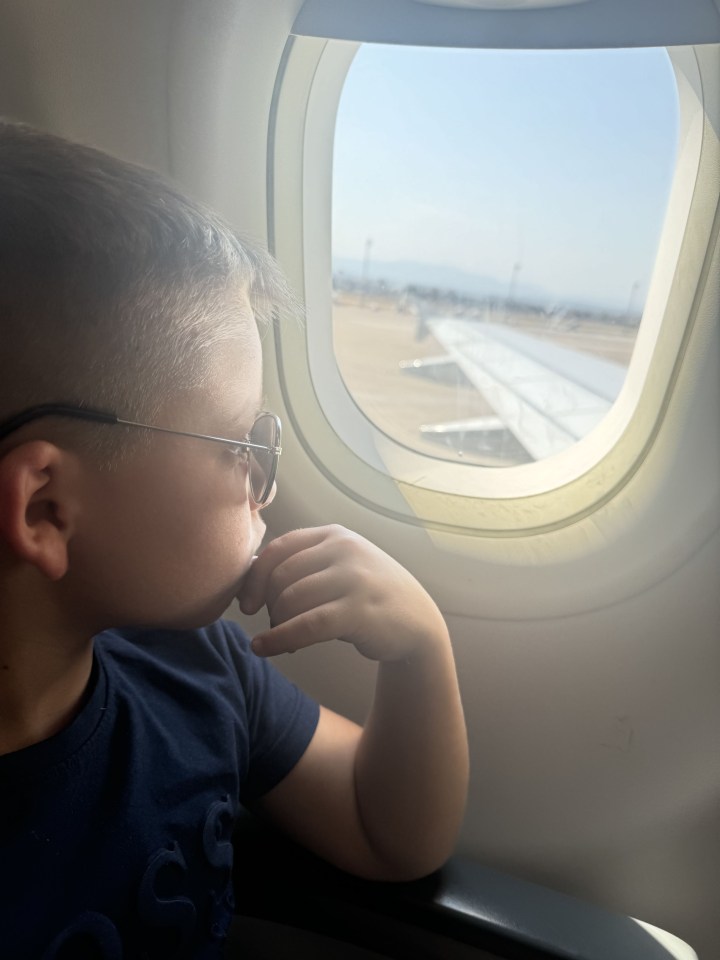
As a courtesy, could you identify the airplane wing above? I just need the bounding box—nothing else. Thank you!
[406,318,628,461]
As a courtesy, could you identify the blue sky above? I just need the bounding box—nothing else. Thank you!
[332,45,679,311]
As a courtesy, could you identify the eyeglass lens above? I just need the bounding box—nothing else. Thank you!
[248,414,277,504]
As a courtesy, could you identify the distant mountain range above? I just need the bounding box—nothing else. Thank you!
[332,257,624,313]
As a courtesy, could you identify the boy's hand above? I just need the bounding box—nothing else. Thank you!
[236,525,448,661]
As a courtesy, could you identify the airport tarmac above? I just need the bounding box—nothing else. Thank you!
[332,298,636,468]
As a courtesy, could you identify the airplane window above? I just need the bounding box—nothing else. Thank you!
[331,46,679,469]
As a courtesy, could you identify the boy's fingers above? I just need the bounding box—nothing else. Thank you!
[262,547,349,613]
[238,527,335,613]
[251,600,345,657]
[265,568,349,628]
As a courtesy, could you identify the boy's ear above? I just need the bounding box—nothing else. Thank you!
[0,441,81,581]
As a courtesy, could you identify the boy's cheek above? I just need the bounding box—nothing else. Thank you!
[64,538,223,631]
[72,473,261,624]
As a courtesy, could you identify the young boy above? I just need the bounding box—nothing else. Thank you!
[0,121,469,958]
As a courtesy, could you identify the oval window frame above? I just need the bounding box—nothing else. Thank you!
[268,38,709,536]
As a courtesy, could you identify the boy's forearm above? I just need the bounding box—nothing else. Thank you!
[241,526,469,880]
[354,626,469,880]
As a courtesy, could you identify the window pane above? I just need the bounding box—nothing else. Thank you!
[332,46,678,467]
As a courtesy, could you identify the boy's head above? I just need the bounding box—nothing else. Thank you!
[0,120,291,462]
[0,122,292,632]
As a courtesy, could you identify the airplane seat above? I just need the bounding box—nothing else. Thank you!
[229,808,698,960]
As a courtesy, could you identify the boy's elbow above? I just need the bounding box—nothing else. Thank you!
[355,787,468,882]
[366,847,454,883]
[357,831,460,883]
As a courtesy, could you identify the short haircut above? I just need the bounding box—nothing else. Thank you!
[0,120,295,464]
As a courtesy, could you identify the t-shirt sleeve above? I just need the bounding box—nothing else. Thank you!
[213,619,320,804]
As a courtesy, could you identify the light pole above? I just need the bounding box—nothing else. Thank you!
[625,280,640,326]
[505,261,522,322]
[361,237,373,304]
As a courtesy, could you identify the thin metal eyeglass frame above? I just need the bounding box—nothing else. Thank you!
[0,403,282,506]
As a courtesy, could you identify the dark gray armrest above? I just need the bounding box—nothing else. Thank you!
[232,808,683,960]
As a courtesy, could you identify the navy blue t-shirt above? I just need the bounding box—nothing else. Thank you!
[0,620,320,959]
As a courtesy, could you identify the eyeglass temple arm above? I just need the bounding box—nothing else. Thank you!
[115,418,281,455]
[0,405,119,442]
[0,405,281,456]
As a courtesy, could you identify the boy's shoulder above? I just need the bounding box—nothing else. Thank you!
[94,618,318,751]
[94,619,319,791]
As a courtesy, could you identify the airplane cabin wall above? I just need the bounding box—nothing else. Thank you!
[0,1,717,956]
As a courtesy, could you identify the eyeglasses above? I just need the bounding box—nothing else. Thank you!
[0,403,282,506]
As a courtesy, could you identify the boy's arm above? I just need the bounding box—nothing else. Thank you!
[238,525,469,882]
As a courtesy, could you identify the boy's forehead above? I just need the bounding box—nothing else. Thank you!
[158,322,264,434]
[205,327,264,425]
